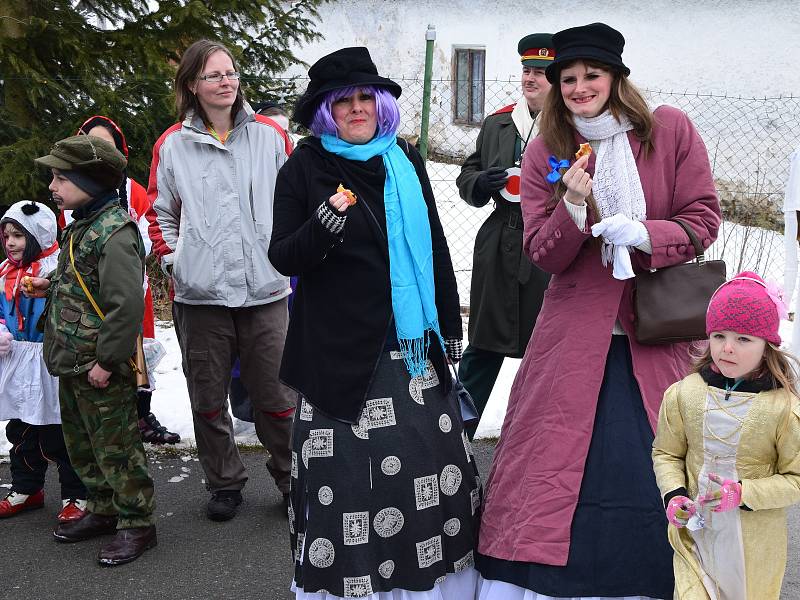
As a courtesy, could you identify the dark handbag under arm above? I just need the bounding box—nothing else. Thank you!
[633,218,726,345]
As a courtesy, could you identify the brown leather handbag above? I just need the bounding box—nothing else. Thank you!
[634,219,726,345]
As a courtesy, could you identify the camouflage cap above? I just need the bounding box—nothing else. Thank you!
[35,135,127,189]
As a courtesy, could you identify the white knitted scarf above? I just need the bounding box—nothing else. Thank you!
[573,110,646,268]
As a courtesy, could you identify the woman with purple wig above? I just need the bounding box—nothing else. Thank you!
[269,47,481,599]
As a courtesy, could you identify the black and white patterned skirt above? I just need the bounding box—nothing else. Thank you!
[289,350,482,597]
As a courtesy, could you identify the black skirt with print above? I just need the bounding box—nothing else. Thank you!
[289,350,482,597]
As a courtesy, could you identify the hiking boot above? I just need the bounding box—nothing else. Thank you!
[98,526,157,566]
[53,512,117,543]
[57,499,87,523]
[0,489,44,518]
[138,412,180,445]
[206,490,243,522]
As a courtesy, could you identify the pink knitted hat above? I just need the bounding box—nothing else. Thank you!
[706,271,788,345]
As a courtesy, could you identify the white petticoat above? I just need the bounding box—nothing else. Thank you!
[477,577,663,600]
[138,337,167,393]
[0,340,60,425]
[292,567,479,599]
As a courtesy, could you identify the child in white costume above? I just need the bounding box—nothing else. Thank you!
[653,271,800,599]
[0,201,87,522]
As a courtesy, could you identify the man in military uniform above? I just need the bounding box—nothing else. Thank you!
[29,135,156,566]
[456,34,555,437]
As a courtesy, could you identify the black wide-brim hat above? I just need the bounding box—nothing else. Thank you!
[293,47,402,128]
[545,23,630,84]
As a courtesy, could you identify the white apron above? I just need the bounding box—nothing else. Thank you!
[689,387,752,600]
[0,340,60,425]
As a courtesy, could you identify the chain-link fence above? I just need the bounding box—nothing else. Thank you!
[372,77,799,305]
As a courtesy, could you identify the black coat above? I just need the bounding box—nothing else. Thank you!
[456,107,550,357]
[269,136,461,423]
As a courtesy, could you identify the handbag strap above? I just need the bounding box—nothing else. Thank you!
[670,218,707,265]
[443,351,462,383]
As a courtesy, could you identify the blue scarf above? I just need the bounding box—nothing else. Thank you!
[321,132,443,377]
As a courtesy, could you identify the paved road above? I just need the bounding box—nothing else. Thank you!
[2,442,799,599]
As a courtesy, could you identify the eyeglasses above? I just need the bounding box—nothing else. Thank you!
[198,71,240,83]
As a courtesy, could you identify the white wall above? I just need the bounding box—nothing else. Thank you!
[283,1,800,188]
[287,0,800,96]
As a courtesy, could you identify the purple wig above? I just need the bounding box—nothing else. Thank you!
[310,85,401,139]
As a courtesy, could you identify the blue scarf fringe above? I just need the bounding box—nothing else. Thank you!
[399,332,431,379]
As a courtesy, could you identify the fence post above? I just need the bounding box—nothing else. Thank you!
[420,24,436,163]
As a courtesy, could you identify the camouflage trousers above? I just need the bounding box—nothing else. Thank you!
[60,373,155,528]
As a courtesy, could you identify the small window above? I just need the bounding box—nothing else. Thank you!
[453,47,485,125]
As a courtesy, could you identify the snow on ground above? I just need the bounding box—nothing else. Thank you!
[138,323,260,446]
[0,163,794,454]
[0,323,260,457]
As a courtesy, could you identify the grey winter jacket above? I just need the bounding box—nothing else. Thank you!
[147,105,292,307]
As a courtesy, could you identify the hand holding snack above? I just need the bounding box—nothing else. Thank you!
[562,154,592,205]
[329,184,357,213]
[337,183,357,206]
[21,276,50,298]
[21,276,34,294]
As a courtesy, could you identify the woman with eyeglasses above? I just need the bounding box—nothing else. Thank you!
[147,39,297,522]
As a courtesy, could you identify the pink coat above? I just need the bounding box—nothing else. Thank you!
[478,105,721,565]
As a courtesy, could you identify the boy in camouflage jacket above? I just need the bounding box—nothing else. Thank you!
[28,135,156,566]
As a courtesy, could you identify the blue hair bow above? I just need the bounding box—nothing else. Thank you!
[546,155,571,184]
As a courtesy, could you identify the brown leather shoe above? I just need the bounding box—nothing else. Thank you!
[53,512,118,543]
[98,526,157,566]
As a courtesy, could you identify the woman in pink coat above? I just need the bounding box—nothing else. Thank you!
[476,23,721,600]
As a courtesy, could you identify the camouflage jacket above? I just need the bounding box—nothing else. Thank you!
[42,199,145,377]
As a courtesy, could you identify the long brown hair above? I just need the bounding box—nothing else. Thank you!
[690,342,800,397]
[174,40,245,123]
[538,59,654,217]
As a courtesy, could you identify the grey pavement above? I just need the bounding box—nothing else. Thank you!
[2,442,799,599]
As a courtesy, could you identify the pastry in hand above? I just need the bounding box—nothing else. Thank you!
[575,143,592,160]
[21,276,34,294]
[337,183,357,206]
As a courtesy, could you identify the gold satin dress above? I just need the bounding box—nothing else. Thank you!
[653,373,800,599]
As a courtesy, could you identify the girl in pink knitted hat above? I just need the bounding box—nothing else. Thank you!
[652,271,800,599]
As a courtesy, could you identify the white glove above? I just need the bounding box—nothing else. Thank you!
[590,213,648,247]
[0,330,13,357]
[591,214,649,280]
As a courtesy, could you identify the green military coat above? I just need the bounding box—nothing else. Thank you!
[42,199,145,377]
[455,105,550,358]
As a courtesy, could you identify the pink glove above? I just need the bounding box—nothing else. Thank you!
[666,495,697,528]
[699,473,742,512]
[0,330,12,357]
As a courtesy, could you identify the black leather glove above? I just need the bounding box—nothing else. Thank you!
[473,166,509,205]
